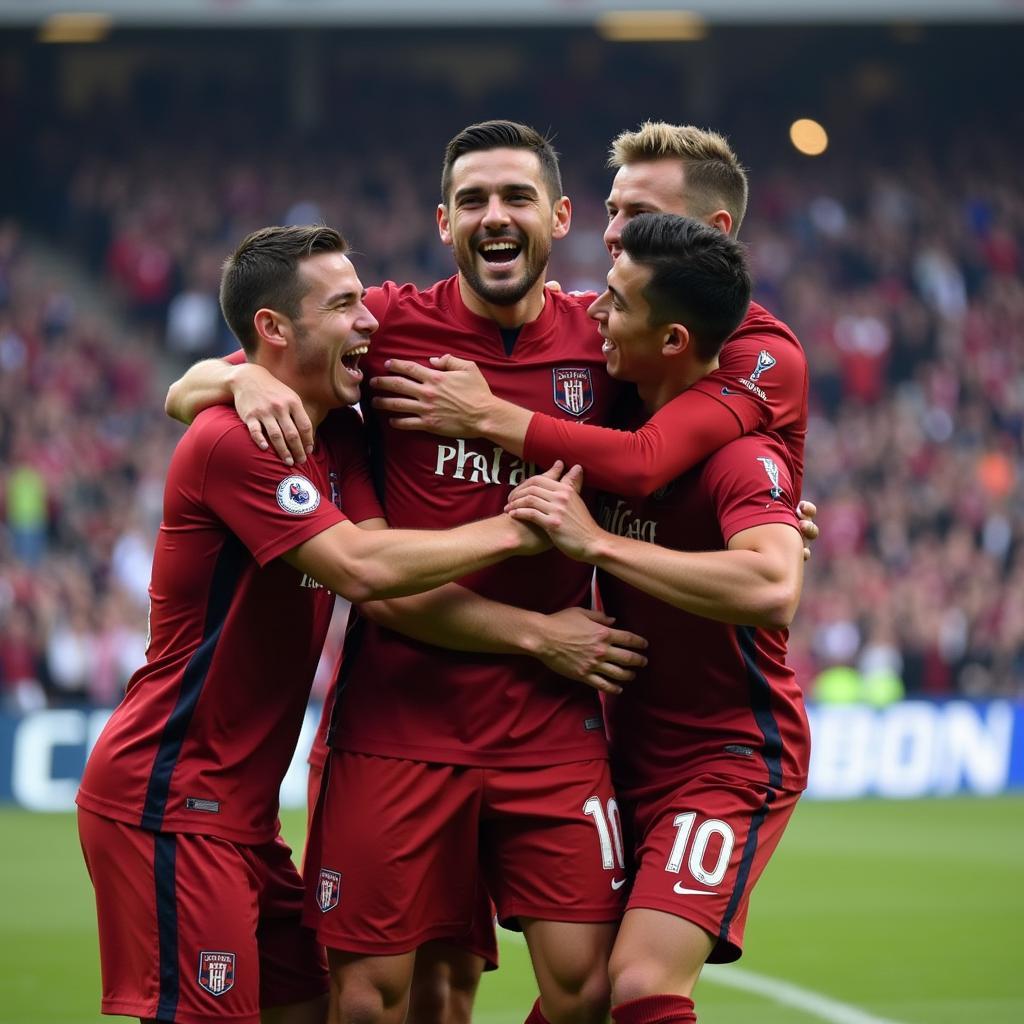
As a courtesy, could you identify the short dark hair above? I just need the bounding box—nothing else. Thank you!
[621,213,751,362]
[441,120,563,206]
[220,225,347,355]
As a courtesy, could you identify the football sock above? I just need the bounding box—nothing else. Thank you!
[524,998,552,1024]
[611,993,697,1024]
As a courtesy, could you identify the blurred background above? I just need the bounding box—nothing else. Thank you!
[3,1,1023,780]
[0,3,1022,1023]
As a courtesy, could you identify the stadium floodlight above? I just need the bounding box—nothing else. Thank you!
[596,10,707,42]
[38,12,112,43]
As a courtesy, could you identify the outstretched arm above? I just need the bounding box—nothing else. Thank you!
[506,467,803,629]
[166,355,314,466]
[283,512,542,606]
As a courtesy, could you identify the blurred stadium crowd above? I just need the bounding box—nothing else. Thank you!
[1,27,1022,710]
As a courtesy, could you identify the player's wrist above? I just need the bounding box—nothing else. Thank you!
[513,611,549,659]
[583,530,616,567]
[479,398,529,452]
[474,395,505,439]
[226,361,268,396]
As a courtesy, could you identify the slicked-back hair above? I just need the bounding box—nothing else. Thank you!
[220,225,347,356]
[441,120,563,206]
[621,212,751,363]
[610,121,749,236]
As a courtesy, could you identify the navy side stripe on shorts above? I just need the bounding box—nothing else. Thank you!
[154,832,179,1021]
[141,535,247,831]
[715,625,787,946]
[717,786,776,950]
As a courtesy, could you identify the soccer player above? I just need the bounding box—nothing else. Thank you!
[372,120,810,501]
[506,212,810,1024]
[76,224,564,1024]
[165,123,648,1024]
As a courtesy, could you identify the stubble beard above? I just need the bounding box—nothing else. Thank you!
[456,237,551,308]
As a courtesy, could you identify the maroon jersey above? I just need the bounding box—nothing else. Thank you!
[327,276,623,767]
[524,301,808,497]
[77,406,383,844]
[599,431,810,799]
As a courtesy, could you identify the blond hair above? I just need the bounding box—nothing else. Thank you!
[609,122,749,236]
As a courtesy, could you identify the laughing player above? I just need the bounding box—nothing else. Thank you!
[165,123,650,1024]
[507,213,810,1024]
[76,225,558,1024]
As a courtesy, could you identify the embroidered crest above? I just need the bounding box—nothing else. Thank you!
[276,475,321,515]
[552,367,594,417]
[317,869,341,912]
[756,456,783,500]
[198,951,235,996]
[749,349,777,382]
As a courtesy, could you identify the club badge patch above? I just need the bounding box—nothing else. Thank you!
[552,367,594,417]
[317,869,341,912]
[277,475,320,515]
[198,951,235,996]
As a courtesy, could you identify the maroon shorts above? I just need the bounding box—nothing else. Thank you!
[304,752,624,956]
[78,808,328,1023]
[306,754,499,969]
[622,773,802,962]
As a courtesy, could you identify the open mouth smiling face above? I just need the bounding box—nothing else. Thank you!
[478,237,523,270]
[340,341,369,381]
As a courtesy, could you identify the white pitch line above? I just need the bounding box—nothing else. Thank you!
[498,930,908,1024]
[701,963,909,1024]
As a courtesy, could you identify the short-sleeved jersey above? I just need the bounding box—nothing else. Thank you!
[77,406,383,844]
[327,276,623,767]
[598,431,810,799]
[523,301,808,497]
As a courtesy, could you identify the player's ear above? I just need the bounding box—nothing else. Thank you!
[253,308,290,351]
[662,323,690,358]
[437,203,453,246]
[551,195,572,240]
[708,208,733,236]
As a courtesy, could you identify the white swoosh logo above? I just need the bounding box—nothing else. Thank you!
[611,877,627,890]
[673,882,717,896]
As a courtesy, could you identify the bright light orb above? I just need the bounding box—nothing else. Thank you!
[790,119,829,157]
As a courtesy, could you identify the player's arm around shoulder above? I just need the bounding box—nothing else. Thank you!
[166,349,315,467]
[165,349,247,424]
[701,317,807,431]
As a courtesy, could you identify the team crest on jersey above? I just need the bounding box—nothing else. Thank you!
[276,475,321,515]
[197,951,235,996]
[757,456,783,500]
[317,869,341,912]
[749,349,777,382]
[552,367,594,417]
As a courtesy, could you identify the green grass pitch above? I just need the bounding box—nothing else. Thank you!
[2,796,1021,1024]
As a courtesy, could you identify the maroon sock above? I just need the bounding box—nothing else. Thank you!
[611,994,697,1024]
[524,998,551,1024]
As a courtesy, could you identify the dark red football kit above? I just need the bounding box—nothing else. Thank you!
[77,405,382,1023]
[307,278,627,955]
[597,431,810,960]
